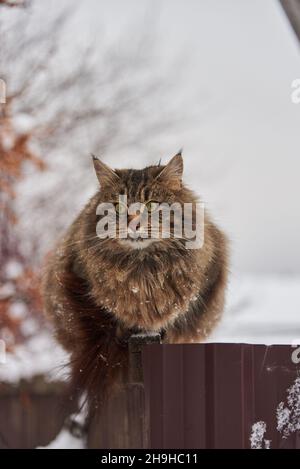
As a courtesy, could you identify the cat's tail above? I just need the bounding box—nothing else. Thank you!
[55,260,130,417]
[67,329,129,416]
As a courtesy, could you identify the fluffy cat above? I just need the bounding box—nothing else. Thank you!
[42,153,228,410]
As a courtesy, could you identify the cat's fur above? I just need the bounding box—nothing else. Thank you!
[42,153,228,410]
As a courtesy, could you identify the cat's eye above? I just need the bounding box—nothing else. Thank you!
[146,201,158,212]
[115,202,127,214]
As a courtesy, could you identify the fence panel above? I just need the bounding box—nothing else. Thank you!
[143,343,300,449]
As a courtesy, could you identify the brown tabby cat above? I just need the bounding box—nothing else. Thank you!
[42,153,228,410]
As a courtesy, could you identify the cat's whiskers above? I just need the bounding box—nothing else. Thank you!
[62,235,105,250]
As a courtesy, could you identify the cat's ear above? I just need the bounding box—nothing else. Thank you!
[92,155,120,188]
[156,152,183,190]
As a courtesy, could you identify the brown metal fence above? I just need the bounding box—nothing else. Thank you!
[1,342,300,449]
[143,343,300,449]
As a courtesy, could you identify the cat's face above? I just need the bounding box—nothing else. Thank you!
[93,154,197,249]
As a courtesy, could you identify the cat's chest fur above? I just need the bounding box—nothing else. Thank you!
[86,247,206,331]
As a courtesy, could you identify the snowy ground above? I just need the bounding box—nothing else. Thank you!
[209,273,300,345]
[1,273,300,386]
[38,429,85,450]
[0,331,68,384]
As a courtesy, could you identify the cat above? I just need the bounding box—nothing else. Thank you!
[42,152,228,411]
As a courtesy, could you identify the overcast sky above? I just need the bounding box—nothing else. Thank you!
[14,0,300,274]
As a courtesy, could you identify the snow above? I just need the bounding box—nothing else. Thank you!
[249,376,300,448]
[20,318,39,337]
[9,302,27,319]
[276,403,291,435]
[13,113,35,135]
[4,260,24,280]
[37,409,87,449]
[276,377,300,439]
[38,429,85,450]
[207,274,300,345]
[250,421,269,449]
[0,331,69,384]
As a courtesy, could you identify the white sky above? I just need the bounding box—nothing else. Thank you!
[27,0,300,274]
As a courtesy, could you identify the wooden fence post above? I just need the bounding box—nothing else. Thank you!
[128,333,161,384]
[87,331,161,449]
